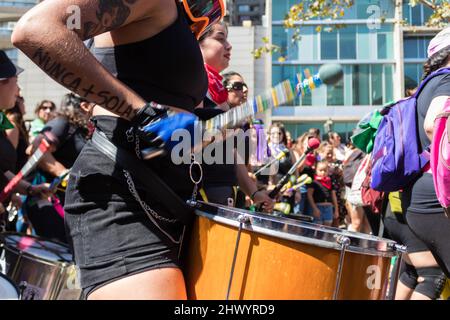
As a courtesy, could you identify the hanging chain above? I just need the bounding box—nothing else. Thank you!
[123,170,177,224]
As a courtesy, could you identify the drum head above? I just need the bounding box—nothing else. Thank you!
[0,233,72,263]
[0,273,19,300]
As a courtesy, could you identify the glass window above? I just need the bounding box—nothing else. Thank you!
[340,26,357,59]
[404,64,422,92]
[357,25,370,59]
[327,77,344,106]
[321,30,338,60]
[372,65,383,105]
[411,5,422,26]
[283,122,325,140]
[238,5,251,13]
[377,34,387,59]
[384,65,394,103]
[404,37,419,59]
[353,65,370,105]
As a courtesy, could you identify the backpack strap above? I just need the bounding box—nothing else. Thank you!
[413,67,450,99]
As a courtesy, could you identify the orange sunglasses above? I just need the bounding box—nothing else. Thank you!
[181,0,225,39]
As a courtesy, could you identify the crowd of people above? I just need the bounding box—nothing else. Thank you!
[1,0,449,301]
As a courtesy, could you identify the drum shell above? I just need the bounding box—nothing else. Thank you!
[1,233,81,300]
[186,214,393,300]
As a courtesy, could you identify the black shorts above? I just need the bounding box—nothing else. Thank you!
[383,204,429,253]
[64,116,194,298]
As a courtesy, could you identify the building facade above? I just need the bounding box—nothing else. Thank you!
[227,0,266,26]
[270,0,438,141]
[1,0,68,120]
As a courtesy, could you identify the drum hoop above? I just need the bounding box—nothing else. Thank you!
[0,273,20,299]
[0,232,73,266]
[195,208,398,258]
[2,246,72,268]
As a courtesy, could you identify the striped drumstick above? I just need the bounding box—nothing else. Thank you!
[0,132,57,203]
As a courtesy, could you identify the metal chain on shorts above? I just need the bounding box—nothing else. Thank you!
[125,128,142,159]
[123,170,177,224]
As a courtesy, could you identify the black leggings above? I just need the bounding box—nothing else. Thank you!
[406,211,450,278]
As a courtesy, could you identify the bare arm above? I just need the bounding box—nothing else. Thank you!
[424,96,450,141]
[5,127,19,149]
[37,152,68,178]
[236,163,257,197]
[12,0,172,121]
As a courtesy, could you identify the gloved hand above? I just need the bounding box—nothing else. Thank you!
[138,112,199,152]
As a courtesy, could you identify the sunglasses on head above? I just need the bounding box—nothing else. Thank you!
[182,0,225,39]
[226,81,247,91]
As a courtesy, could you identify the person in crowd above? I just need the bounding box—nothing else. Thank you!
[197,22,273,211]
[0,50,49,231]
[306,160,339,226]
[13,0,223,300]
[4,95,32,232]
[5,96,30,173]
[401,27,450,282]
[308,128,321,142]
[327,131,347,162]
[24,93,94,243]
[267,122,293,184]
[342,142,371,233]
[319,141,346,227]
[29,100,56,137]
[291,133,317,214]
[384,192,446,300]
[222,71,248,108]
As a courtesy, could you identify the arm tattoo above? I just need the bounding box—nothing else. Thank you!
[83,0,138,39]
[32,47,138,119]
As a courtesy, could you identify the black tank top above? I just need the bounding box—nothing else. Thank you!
[91,2,207,111]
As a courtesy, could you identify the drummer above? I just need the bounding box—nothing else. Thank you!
[1,50,50,231]
[24,93,94,243]
[196,24,273,211]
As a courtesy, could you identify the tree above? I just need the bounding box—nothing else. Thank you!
[253,0,449,59]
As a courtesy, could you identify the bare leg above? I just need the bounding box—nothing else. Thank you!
[88,267,187,300]
[349,205,364,233]
[395,281,414,300]
[395,252,441,300]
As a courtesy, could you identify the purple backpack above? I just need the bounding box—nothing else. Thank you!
[371,68,450,192]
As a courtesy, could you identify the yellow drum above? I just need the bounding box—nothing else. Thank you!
[185,201,404,300]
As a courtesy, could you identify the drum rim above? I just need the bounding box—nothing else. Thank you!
[0,232,73,265]
[195,204,399,258]
[0,272,20,299]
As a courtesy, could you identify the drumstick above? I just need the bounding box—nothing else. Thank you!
[0,132,58,203]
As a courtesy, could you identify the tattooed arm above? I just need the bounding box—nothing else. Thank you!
[12,0,176,121]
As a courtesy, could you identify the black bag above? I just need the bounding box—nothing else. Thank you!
[343,149,365,187]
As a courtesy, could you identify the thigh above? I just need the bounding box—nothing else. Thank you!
[406,212,450,277]
[88,267,187,300]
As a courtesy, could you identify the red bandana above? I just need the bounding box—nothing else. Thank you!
[205,63,228,105]
[314,175,332,190]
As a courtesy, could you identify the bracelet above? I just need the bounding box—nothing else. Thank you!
[132,102,167,127]
[250,190,260,201]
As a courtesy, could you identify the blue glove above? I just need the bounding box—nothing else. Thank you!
[138,111,199,153]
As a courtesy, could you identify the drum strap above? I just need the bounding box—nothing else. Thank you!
[91,130,193,225]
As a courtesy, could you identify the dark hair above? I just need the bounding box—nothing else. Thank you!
[58,93,90,130]
[268,122,288,146]
[422,45,450,80]
[222,71,243,88]
[4,96,28,139]
[34,100,56,115]
[327,131,340,143]
[198,22,228,43]
[308,128,321,138]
